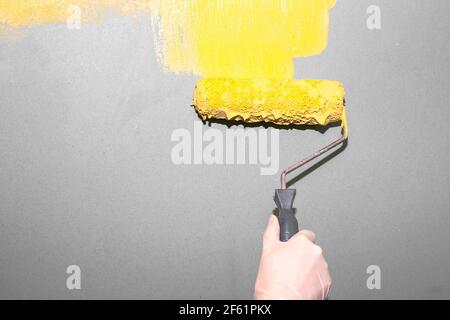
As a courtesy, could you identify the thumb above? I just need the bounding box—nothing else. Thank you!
[262,215,280,247]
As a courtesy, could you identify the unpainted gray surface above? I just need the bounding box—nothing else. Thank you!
[0,0,449,299]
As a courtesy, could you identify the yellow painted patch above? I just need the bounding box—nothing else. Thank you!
[1,0,336,80]
[154,0,336,79]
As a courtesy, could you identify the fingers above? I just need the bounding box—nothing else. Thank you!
[297,229,316,243]
[263,215,317,247]
[263,215,280,246]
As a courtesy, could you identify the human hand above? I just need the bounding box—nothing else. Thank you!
[254,215,332,300]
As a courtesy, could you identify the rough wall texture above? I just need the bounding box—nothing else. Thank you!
[0,0,449,299]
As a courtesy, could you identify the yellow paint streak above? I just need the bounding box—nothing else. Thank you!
[0,1,154,28]
[154,0,336,79]
[1,0,337,80]
[194,78,345,126]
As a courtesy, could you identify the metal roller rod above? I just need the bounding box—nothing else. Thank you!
[280,129,347,189]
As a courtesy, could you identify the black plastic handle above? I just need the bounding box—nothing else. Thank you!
[274,189,299,242]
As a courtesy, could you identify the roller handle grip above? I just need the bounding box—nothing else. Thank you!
[278,209,299,242]
[274,189,298,242]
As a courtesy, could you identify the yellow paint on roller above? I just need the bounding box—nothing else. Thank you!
[194,78,345,126]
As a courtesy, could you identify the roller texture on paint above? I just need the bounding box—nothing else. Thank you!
[193,78,345,126]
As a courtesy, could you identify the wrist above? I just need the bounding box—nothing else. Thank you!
[255,283,304,300]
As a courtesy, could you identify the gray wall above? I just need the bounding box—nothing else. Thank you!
[1,0,449,299]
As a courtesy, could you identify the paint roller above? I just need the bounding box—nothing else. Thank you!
[193,78,348,241]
